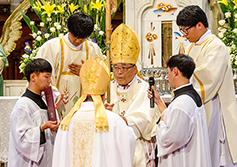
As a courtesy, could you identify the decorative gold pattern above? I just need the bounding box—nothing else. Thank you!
[146,22,158,65]
[72,120,95,167]
[83,68,99,85]
[154,2,177,17]
[0,0,30,56]
[80,58,110,95]
[61,57,110,133]
[111,23,140,64]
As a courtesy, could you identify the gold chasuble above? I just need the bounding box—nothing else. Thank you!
[187,35,237,163]
[36,35,103,118]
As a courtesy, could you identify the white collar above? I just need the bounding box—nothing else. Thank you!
[174,83,192,91]
[64,33,82,50]
[195,29,213,44]
[80,102,95,111]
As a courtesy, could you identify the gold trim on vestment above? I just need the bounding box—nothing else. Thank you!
[56,38,89,93]
[61,71,76,75]
[187,36,216,103]
[62,37,82,51]
[193,72,205,103]
[56,37,64,89]
[127,116,143,138]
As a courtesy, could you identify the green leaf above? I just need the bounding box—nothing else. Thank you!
[111,0,122,19]
[219,2,228,14]
[20,10,39,33]
[29,0,42,20]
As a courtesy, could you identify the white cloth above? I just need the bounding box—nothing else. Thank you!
[8,97,56,167]
[156,94,212,167]
[52,102,136,167]
[0,97,19,163]
[186,31,237,165]
[36,35,103,118]
[111,75,160,167]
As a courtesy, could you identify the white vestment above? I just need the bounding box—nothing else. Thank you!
[8,91,56,167]
[52,102,136,167]
[157,94,212,167]
[186,30,237,166]
[110,75,160,167]
[36,34,103,118]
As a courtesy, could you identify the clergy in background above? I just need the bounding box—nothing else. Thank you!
[106,23,160,167]
[177,5,237,167]
[148,54,212,167]
[36,12,103,119]
[52,57,136,167]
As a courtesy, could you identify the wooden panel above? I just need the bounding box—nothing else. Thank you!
[161,21,172,67]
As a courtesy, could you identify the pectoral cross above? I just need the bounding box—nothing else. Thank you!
[120,95,127,102]
[120,111,125,115]
[121,98,126,102]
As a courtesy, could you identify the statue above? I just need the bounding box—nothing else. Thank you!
[0,0,30,96]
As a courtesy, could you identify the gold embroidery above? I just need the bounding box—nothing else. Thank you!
[111,23,140,64]
[83,68,99,85]
[56,37,64,89]
[62,37,83,51]
[72,120,95,167]
[193,72,205,103]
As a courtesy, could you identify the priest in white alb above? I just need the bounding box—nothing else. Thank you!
[36,12,103,119]
[52,57,136,167]
[177,5,237,167]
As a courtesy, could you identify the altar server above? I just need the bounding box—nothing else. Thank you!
[52,57,136,167]
[36,12,103,119]
[148,54,212,167]
[8,58,60,167]
[177,5,237,167]
[105,23,160,167]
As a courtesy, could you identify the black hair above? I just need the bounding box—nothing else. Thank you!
[176,5,208,28]
[84,94,105,101]
[24,58,52,82]
[166,54,195,79]
[67,12,94,39]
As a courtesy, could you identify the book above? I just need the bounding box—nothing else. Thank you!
[44,86,57,121]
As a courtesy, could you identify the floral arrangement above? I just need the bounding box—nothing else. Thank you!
[218,0,237,68]
[19,0,121,74]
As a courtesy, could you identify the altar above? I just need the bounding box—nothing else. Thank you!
[0,97,19,165]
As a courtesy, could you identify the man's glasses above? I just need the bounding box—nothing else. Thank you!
[179,26,193,35]
[113,64,135,72]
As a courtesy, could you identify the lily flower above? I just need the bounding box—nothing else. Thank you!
[33,1,42,12]
[219,0,228,6]
[92,1,103,10]
[42,2,55,17]
[234,0,237,8]
[57,4,66,14]
[84,4,88,14]
[69,3,79,13]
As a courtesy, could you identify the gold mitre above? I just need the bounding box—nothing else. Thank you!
[80,57,110,94]
[61,57,110,133]
[111,23,141,64]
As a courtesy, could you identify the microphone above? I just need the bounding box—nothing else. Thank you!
[149,77,155,108]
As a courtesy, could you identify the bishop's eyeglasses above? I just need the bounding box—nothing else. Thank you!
[113,64,135,72]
